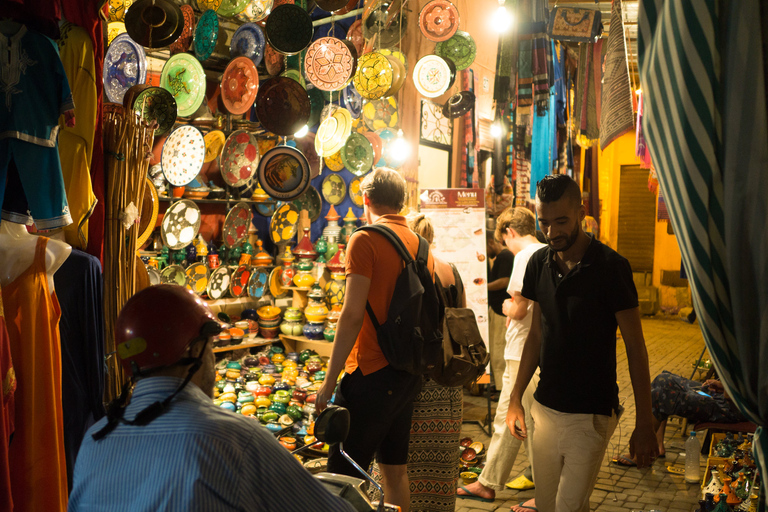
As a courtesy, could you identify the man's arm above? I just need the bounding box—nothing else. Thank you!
[502,292,530,321]
[616,307,659,468]
[487,276,510,291]
[315,273,371,412]
[505,301,542,439]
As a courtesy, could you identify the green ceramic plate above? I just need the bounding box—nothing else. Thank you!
[321,173,346,206]
[132,86,177,136]
[435,30,477,71]
[160,53,206,117]
[194,9,219,62]
[341,133,374,176]
[292,186,322,222]
[217,0,248,17]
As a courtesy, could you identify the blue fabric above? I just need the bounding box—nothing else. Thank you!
[530,95,556,199]
[69,377,355,512]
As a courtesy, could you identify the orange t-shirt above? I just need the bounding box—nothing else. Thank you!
[344,215,434,375]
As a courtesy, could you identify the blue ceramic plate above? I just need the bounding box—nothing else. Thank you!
[195,9,219,62]
[103,33,147,104]
[230,23,266,67]
[342,83,363,119]
[248,267,270,298]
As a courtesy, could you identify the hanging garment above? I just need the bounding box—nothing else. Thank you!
[599,0,634,150]
[4,237,68,511]
[0,284,15,512]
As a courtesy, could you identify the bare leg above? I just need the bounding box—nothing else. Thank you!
[457,481,495,500]
[379,463,410,512]
[655,418,666,455]
[511,498,537,511]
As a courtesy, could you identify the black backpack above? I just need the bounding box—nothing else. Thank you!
[355,224,444,375]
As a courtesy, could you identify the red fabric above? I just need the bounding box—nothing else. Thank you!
[0,289,16,512]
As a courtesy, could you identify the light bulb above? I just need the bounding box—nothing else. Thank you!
[390,129,410,163]
[491,6,514,33]
[491,121,503,138]
[294,124,309,138]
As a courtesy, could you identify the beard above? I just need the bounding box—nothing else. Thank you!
[546,222,580,252]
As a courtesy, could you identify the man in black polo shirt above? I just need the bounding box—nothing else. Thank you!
[505,175,658,512]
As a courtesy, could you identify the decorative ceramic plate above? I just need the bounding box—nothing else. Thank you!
[257,146,311,201]
[442,90,475,119]
[107,0,133,22]
[264,4,313,56]
[292,185,322,222]
[363,1,407,48]
[362,97,398,131]
[419,0,460,42]
[230,265,253,297]
[185,262,210,295]
[334,0,359,15]
[268,266,287,298]
[255,77,311,136]
[160,53,206,117]
[103,33,147,104]
[324,150,345,171]
[170,4,195,54]
[264,43,285,76]
[220,130,260,187]
[351,116,366,134]
[280,68,306,89]
[107,21,127,46]
[161,199,201,250]
[230,23,266,67]
[363,131,383,164]
[122,83,151,109]
[248,267,270,298]
[353,52,392,100]
[321,173,346,205]
[196,0,222,10]
[133,87,177,136]
[237,0,273,22]
[194,9,219,62]
[161,264,187,286]
[162,125,206,186]
[295,132,321,179]
[315,107,352,157]
[204,130,226,162]
[342,83,363,118]
[269,201,300,243]
[384,54,406,97]
[125,0,184,48]
[137,177,159,248]
[207,266,232,299]
[346,19,363,57]
[341,133,374,176]
[307,87,325,127]
[217,0,248,17]
[435,31,476,71]
[255,201,277,216]
[222,201,253,247]
[220,56,260,115]
[413,55,455,98]
[304,37,357,91]
[147,265,162,285]
[349,176,364,207]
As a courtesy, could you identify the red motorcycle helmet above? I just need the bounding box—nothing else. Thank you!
[116,285,222,377]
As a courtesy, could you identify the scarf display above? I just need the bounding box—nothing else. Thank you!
[599,0,635,150]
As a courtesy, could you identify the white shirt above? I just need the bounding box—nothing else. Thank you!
[504,242,546,361]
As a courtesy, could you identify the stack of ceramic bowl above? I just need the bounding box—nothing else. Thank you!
[280,307,305,336]
[257,305,282,339]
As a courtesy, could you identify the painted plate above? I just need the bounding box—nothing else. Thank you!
[161,264,187,286]
[264,4,313,56]
[254,77,311,136]
[280,68,306,89]
[307,86,325,127]
[353,52,392,100]
[196,0,222,10]
[147,266,162,285]
[162,125,205,186]
[107,21,127,46]
[315,107,352,157]
[229,265,253,297]
[362,96,398,131]
[217,0,248,17]
[255,202,277,216]
[204,130,226,162]
[125,0,184,48]
[207,266,232,299]
[349,176,363,207]
[345,19,363,57]
[194,9,219,62]
[133,86,177,136]
[161,199,201,250]
[268,266,287,298]
[220,130,260,187]
[419,0,460,42]
[237,0,273,22]
[413,55,454,98]
[248,267,270,298]
[324,150,345,172]
[230,23,266,67]
[220,56,260,115]
[264,43,285,76]
[341,133,374,176]
[137,177,159,248]
[291,185,322,222]
[170,4,195,54]
[269,201,300,244]
[384,54,406,97]
[103,33,147,104]
[321,173,346,205]
[304,37,357,92]
[258,146,311,201]
[362,1,407,48]
[185,262,210,295]
[296,132,321,179]
[160,53,206,117]
[107,0,133,22]
[363,131,383,165]
[442,90,475,119]
[342,83,363,119]
[435,30,476,71]
[222,202,253,247]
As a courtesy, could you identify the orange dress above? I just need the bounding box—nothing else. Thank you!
[4,238,68,511]
[0,284,16,512]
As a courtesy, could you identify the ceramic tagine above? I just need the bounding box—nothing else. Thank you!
[252,239,274,267]
[313,237,328,282]
[321,205,342,259]
[340,208,358,245]
[279,245,295,287]
[292,227,317,260]
[293,258,315,288]
[325,243,346,307]
[324,304,342,342]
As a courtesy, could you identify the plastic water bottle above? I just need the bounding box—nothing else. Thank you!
[685,430,701,483]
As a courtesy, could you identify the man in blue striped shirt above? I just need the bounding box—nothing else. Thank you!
[69,286,354,511]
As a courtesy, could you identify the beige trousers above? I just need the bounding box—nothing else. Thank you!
[487,309,507,388]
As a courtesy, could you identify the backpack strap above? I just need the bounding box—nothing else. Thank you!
[449,263,464,301]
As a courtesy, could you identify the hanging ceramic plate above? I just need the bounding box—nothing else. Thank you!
[161,199,201,250]
[263,43,285,76]
[255,202,277,216]
[133,87,177,136]
[222,202,253,247]
[220,130,260,187]
[103,33,147,104]
[363,131,383,165]
[412,55,455,98]
[324,150,345,172]
[321,173,346,205]
[280,68,306,89]
[379,48,408,72]
[269,201,300,244]
[122,83,151,110]
[376,127,397,166]
[147,266,162,285]
[107,21,127,45]
[363,1,407,48]
[442,90,475,119]
[307,87,325,127]
[419,0,460,42]
[258,146,311,201]
[435,31,476,71]
[125,0,184,48]
[291,185,322,222]
[334,0,359,15]
[161,264,187,286]
[194,9,219,62]
[107,0,133,22]
[315,107,352,157]
[185,262,210,295]
[341,133,374,176]
[254,77,311,136]
[218,0,248,17]
[342,83,363,119]
[220,56,260,115]
[349,176,364,207]
[353,52,392,100]
[346,19,363,57]
[162,125,206,186]
[362,97,398,131]
[204,130,226,162]
[137,177,159,248]
[304,37,357,92]
[207,266,232,299]
[160,53,206,117]
[268,267,287,298]
[264,4,314,56]
[230,23,266,67]
[248,267,270,298]
[230,265,253,297]
[197,0,222,10]
[296,132,321,179]
[237,0,273,22]
[351,116,366,134]
[384,54,406,97]
[170,5,195,54]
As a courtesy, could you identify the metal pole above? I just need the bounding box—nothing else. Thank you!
[312,7,365,26]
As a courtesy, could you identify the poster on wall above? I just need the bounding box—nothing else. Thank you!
[420,188,489,347]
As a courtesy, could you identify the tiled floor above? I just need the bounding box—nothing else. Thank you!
[457,315,709,512]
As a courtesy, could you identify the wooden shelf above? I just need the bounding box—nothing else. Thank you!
[279,335,333,358]
[212,337,275,354]
[206,296,261,307]
[159,196,276,205]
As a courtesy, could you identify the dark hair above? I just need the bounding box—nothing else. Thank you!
[536,175,582,206]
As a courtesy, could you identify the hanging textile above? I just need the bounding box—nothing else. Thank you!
[639,0,768,497]
[574,40,603,145]
[635,91,653,169]
[0,285,15,512]
[599,0,635,150]
[460,69,477,188]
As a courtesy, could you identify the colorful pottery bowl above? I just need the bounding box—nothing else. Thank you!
[257,305,281,319]
[460,471,478,485]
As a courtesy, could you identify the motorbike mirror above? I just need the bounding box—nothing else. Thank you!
[314,405,350,446]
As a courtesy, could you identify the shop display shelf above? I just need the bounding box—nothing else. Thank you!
[159,196,276,206]
[279,335,333,358]
[206,296,262,308]
[212,337,275,354]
